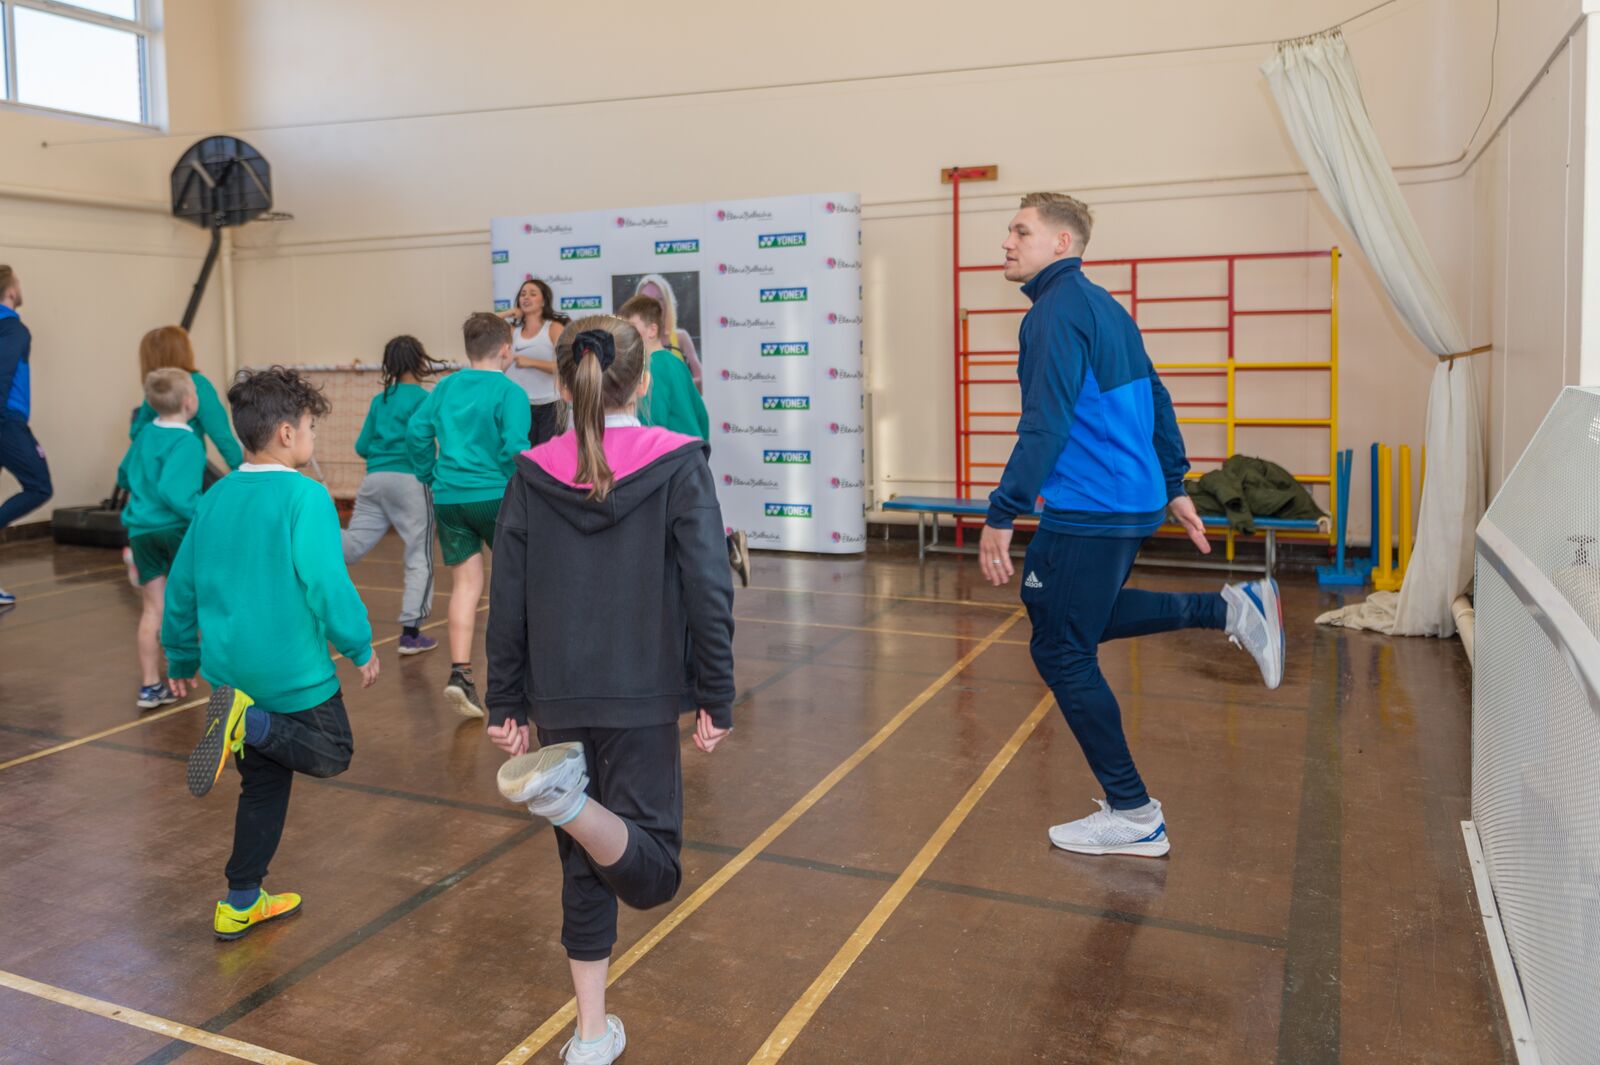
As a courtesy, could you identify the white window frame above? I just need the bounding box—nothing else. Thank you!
[0,0,161,128]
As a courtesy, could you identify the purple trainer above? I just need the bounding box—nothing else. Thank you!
[398,631,438,656]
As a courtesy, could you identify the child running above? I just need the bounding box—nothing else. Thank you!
[485,316,735,1065]
[620,294,751,588]
[342,335,439,655]
[406,313,531,717]
[166,366,380,940]
[118,368,206,710]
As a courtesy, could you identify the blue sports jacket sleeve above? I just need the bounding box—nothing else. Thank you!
[0,317,29,420]
[1146,357,1190,500]
[985,312,1084,529]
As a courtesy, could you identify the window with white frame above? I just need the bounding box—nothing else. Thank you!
[1,1,154,125]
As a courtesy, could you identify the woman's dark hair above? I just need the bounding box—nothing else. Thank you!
[228,366,331,453]
[514,278,571,327]
[380,334,434,396]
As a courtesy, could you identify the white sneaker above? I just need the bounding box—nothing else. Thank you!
[1048,798,1170,857]
[1222,578,1285,690]
[496,742,589,824]
[560,1014,626,1064]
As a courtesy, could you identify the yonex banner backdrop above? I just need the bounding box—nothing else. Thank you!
[490,193,865,554]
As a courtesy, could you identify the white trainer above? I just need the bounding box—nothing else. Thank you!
[1222,578,1285,690]
[496,742,589,824]
[1048,798,1170,857]
[560,1014,626,1065]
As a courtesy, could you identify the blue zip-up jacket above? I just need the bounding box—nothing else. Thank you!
[986,257,1188,537]
[0,306,30,422]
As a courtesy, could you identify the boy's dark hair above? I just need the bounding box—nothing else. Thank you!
[463,312,512,362]
[380,334,435,396]
[617,294,664,337]
[228,366,332,452]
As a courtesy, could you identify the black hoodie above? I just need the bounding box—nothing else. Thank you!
[486,425,736,730]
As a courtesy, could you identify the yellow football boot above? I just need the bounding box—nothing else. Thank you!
[213,889,302,941]
[187,686,252,798]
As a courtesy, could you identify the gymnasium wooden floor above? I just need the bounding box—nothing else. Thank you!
[0,534,1510,1064]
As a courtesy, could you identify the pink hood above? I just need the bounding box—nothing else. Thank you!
[525,426,702,489]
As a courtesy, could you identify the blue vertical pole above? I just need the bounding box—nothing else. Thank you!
[1369,443,1379,561]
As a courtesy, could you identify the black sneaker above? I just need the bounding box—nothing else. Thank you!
[727,530,751,588]
[443,670,486,719]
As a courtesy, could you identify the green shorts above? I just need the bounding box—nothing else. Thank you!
[129,526,188,585]
[435,499,501,566]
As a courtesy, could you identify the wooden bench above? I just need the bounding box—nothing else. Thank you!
[880,495,1322,576]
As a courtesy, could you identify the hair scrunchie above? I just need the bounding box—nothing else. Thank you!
[571,329,616,372]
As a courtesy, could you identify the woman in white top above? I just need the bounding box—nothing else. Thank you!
[502,278,569,445]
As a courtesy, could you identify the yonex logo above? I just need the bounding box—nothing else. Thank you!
[560,296,603,311]
[760,287,808,303]
[560,244,601,260]
[761,342,809,357]
[655,238,700,254]
[493,299,512,312]
[491,249,509,264]
[758,232,807,249]
[765,503,813,518]
[762,396,810,411]
[763,450,811,464]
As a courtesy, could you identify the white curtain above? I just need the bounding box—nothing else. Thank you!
[1262,31,1484,637]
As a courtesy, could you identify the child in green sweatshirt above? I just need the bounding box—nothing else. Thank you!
[165,366,381,942]
[620,294,750,588]
[118,368,205,711]
[406,312,532,718]
[342,335,439,656]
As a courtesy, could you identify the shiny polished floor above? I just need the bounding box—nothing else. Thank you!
[0,534,1510,1064]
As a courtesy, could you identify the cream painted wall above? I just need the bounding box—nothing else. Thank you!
[213,0,1509,544]
[0,0,234,516]
[3,0,1581,545]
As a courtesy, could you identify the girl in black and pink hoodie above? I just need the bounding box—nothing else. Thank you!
[485,314,734,1065]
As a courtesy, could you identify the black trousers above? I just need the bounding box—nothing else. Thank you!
[535,722,683,961]
[225,692,354,891]
[529,402,563,447]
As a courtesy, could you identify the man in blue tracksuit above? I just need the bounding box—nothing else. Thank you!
[0,265,53,605]
[979,194,1285,858]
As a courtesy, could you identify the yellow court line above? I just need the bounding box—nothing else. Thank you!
[6,574,127,602]
[747,584,1019,612]
[734,613,1030,647]
[495,609,1026,1065]
[0,606,487,773]
[746,691,1057,1064]
[0,968,318,1065]
[4,563,126,591]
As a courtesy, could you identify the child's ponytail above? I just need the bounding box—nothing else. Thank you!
[555,316,647,502]
[380,335,434,397]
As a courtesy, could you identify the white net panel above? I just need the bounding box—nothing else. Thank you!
[1473,386,1600,1065]
[240,363,459,499]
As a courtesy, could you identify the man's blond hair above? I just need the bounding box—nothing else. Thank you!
[144,367,195,418]
[1020,192,1093,254]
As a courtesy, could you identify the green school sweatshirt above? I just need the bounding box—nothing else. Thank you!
[639,349,709,440]
[405,368,532,504]
[117,422,207,535]
[355,383,428,475]
[162,468,373,713]
[130,370,244,469]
